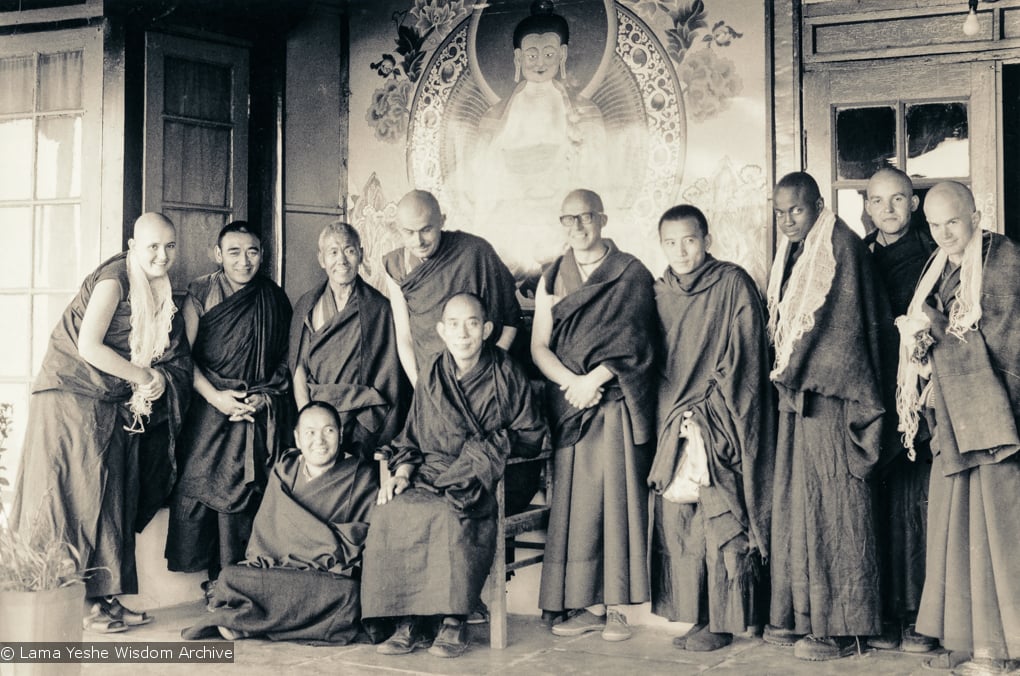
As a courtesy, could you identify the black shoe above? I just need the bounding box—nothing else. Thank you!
[376,620,430,655]
[427,618,468,658]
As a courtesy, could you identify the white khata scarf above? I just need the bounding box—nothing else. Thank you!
[125,254,177,431]
[766,208,838,378]
[895,229,985,455]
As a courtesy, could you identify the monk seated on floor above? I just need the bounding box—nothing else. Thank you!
[360,292,546,658]
[182,401,378,644]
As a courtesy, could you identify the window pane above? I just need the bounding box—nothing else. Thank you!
[906,102,969,179]
[32,292,73,376]
[38,50,83,111]
[836,107,896,180]
[0,207,32,288]
[36,116,82,199]
[836,188,868,238]
[163,208,226,291]
[35,204,92,289]
[163,121,230,206]
[0,119,34,200]
[0,55,34,115]
[0,382,30,499]
[164,57,232,122]
[0,295,30,377]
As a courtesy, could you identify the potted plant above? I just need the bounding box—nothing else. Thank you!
[0,402,88,670]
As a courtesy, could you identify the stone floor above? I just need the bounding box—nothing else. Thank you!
[82,600,941,676]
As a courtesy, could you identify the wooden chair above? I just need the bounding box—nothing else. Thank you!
[374,447,554,650]
[486,449,554,649]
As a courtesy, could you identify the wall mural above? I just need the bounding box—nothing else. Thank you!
[350,0,768,291]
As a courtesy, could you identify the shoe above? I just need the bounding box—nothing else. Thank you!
[201,579,218,612]
[793,635,859,661]
[867,622,901,651]
[217,626,251,641]
[427,618,469,658]
[923,651,970,671]
[82,605,129,634]
[376,620,430,655]
[467,599,489,625]
[601,609,632,642]
[551,609,606,637]
[101,596,153,626]
[762,624,804,646]
[902,624,939,653]
[673,623,707,649]
[686,626,733,652]
[952,658,1020,675]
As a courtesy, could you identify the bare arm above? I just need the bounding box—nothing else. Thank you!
[292,363,310,410]
[77,279,151,385]
[495,325,517,351]
[386,274,418,388]
[530,283,610,409]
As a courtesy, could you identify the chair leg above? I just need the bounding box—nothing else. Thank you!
[489,479,508,649]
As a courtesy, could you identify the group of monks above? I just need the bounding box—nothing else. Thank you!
[10,169,1020,672]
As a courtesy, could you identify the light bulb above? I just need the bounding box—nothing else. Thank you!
[963,8,980,36]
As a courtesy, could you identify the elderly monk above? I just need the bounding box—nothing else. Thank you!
[647,205,774,652]
[11,212,192,632]
[764,172,894,661]
[384,189,520,387]
[861,167,939,654]
[535,189,660,642]
[362,293,546,659]
[182,401,377,644]
[166,221,293,581]
[290,222,410,461]
[896,181,1020,674]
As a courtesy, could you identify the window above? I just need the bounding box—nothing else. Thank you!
[144,33,249,291]
[0,27,103,485]
[832,100,969,237]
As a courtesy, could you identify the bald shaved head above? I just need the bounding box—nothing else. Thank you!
[132,212,175,238]
[396,190,445,259]
[866,168,918,241]
[129,212,177,280]
[561,189,604,213]
[926,181,976,213]
[924,181,981,264]
[442,292,486,321]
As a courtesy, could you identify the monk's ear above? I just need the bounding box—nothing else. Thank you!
[317,250,326,271]
[214,246,224,265]
[436,321,446,341]
[971,210,982,228]
[704,233,713,251]
[482,321,494,341]
[127,238,135,252]
[910,195,920,213]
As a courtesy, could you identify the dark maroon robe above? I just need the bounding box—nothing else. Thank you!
[12,252,192,597]
[183,449,376,644]
[769,218,894,637]
[289,277,410,460]
[538,241,661,611]
[916,232,1020,660]
[361,346,546,618]
[166,272,292,571]
[865,225,937,623]
[647,257,774,632]
[383,230,521,372]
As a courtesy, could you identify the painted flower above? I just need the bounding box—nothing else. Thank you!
[371,54,397,78]
[365,79,414,143]
[678,47,742,123]
[702,20,743,47]
[410,0,468,50]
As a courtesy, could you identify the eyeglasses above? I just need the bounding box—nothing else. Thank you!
[559,212,602,227]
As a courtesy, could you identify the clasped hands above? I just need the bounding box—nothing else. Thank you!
[136,367,167,401]
[211,389,268,422]
[561,372,603,410]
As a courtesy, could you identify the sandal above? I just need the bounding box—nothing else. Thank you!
[83,605,129,634]
[101,596,153,626]
[924,651,970,671]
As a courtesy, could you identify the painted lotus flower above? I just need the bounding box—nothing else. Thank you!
[366,79,414,142]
